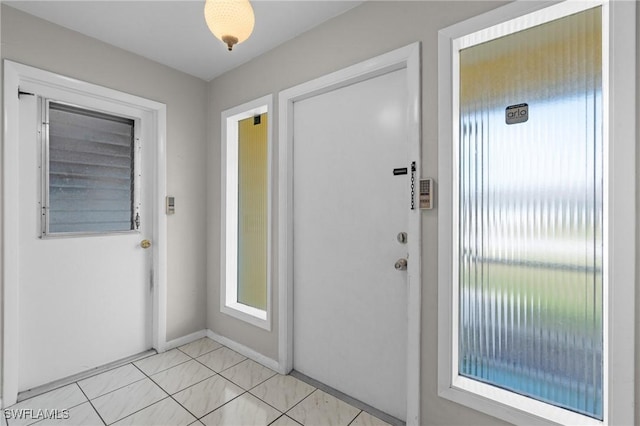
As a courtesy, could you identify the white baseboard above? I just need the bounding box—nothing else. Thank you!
[163,329,279,372]
[206,330,279,371]
[164,329,208,351]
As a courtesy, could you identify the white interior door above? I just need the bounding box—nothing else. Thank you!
[16,89,153,392]
[293,68,410,421]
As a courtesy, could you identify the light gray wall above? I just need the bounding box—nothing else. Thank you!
[206,2,517,425]
[207,1,640,424]
[1,5,208,342]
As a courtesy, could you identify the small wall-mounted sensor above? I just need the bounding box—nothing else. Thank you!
[166,196,175,215]
[419,179,434,210]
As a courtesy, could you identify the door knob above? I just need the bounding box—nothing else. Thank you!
[395,258,407,270]
[140,239,151,249]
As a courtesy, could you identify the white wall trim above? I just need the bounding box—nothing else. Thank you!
[164,329,208,351]
[437,1,635,425]
[2,61,168,407]
[206,330,279,371]
[277,42,422,425]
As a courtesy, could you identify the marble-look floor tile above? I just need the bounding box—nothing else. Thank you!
[112,397,196,426]
[195,347,245,373]
[219,359,277,390]
[178,338,222,358]
[172,375,243,418]
[78,364,145,399]
[350,411,392,426]
[269,415,302,426]
[287,390,360,426]
[200,393,281,426]
[91,378,166,424]
[249,375,315,413]
[150,360,215,395]
[134,350,191,376]
[6,384,87,426]
[32,402,103,426]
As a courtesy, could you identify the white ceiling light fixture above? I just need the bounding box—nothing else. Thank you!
[204,0,255,51]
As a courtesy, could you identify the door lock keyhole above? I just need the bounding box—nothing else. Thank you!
[397,232,407,244]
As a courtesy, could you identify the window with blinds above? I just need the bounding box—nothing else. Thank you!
[44,101,136,235]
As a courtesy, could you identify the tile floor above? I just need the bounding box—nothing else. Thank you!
[4,338,391,426]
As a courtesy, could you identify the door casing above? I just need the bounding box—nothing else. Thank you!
[277,42,422,425]
[2,60,168,407]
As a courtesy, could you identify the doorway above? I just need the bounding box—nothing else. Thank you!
[3,61,167,406]
[278,43,422,423]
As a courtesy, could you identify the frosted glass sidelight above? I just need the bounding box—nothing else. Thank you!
[47,102,135,234]
[458,7,603,418]
[237,113,268,310]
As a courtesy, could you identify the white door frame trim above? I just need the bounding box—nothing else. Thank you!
[277,42,422,425]
[2,60,168,407]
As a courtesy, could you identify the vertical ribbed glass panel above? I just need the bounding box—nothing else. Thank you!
[237,113,268,310]
[48,102,135,234]
[458,8,602,418]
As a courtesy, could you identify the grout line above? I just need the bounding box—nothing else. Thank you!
[101,380,171,425]
[284,388,318,418]
[346,410,364,426]
[267,414,302,426]
[176,344,222,359]
[166,393,200,423]
[23,340,335,426]
[146,349,226,421]
[243,375,296,414]
[77,382,107,426]
[17,350,156,403]
[88,363,173,425]
[134,354,193,377]
[217,362,278,392]
[194,391,246,422]
[130,362,150,378]
[290,370,403,426]
[85,376,148,402]
[148,372,218,398]
[103,395,171,425]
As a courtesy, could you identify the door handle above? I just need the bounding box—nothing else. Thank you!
[395,258,407,271]
[140,239,151,249]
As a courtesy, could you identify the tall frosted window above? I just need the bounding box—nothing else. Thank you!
[46,102,135,234]
[458,7,602,418]
[237,113,268,310]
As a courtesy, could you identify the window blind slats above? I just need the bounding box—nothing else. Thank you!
[48,102,135,234]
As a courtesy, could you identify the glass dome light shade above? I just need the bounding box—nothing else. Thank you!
[204,0,255,51]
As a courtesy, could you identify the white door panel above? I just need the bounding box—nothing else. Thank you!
[17,94,152,391]
[293,68,408,420]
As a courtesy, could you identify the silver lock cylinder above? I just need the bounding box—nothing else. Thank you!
[395,258,408,270]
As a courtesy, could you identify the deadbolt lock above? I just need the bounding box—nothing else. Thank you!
[140,239,151,249]
[397,232,407,244]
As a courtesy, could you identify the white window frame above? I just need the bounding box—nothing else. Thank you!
[220,95,272,330]
[437,1,635,425]
[40,99,140,238]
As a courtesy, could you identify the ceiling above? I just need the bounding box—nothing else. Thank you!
[5,0,365,81]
